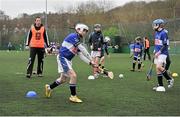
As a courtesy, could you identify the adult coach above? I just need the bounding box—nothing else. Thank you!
[143,37,151,60]
[26,17,49,78]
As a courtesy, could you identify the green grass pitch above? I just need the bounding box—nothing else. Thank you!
[0,51,180,116]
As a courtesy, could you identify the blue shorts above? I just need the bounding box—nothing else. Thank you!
[57,54,72,73]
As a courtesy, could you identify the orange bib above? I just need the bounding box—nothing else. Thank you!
[30,26,45,48]
[145,39,150,49]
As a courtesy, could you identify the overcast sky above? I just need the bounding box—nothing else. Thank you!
[0,0,157,18]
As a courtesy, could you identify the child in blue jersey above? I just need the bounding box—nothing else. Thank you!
[130,36,143,72]
[152,19,174,92]
[45,24,96,103]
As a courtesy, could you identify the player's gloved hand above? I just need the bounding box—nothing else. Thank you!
[98,48,101,51]
[155,51,161,58]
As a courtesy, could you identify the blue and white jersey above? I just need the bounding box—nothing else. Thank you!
[129,43,134,50]
[133,43,143,57]
[59,33,81,60]
[154,29,168,55]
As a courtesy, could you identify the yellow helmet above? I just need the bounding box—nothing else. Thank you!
[172,73,178,77]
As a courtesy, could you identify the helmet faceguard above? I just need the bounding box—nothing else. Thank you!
[94,24,101,32]
[152,19,165,31]
[94,24,101,28]
[135,36,141,44]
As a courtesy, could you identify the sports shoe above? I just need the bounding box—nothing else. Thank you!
[26,74,31,78]
[153,86,157,91]
[130,69,135,72]
[153,84,159,90]
[167,78,174,88]
[156,86,166,92]
[37,74,43,77]
[69,95,83,103]
[45,84,52,98]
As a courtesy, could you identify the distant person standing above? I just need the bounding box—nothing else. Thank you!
[25,17,49,78]
[88,24,104,78]
[143,37,151,60]
[8,42,12,51]
[130,36,143,72]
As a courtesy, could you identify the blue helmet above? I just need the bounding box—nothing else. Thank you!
[153,19,165,25]
[152,19,165,30]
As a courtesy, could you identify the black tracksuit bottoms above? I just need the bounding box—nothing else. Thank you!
[27,47,45,75]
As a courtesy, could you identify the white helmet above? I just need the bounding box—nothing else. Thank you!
[104,36,111,42]
[75,23,89,32]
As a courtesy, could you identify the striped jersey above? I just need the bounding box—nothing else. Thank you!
[59,33,81,60]
[154,29,168,55]
[133,43,143,57]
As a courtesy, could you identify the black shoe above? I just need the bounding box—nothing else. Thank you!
[26,74,31,78]
[130,69,135,72]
